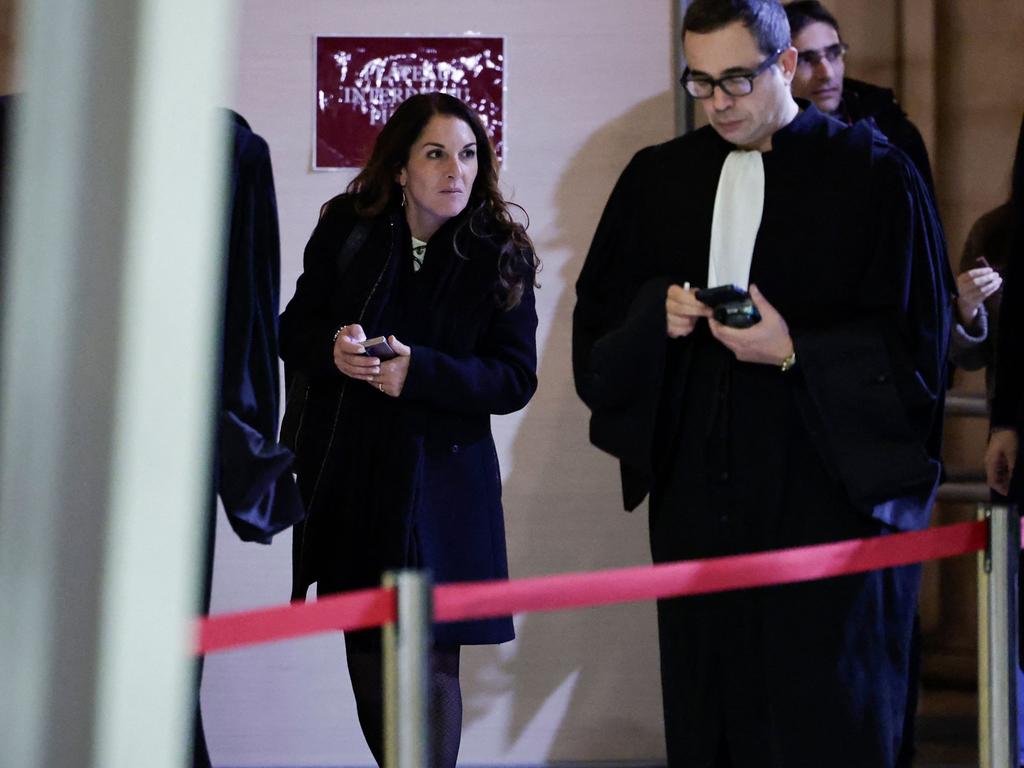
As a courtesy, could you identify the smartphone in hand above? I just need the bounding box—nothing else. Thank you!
[360,336,398,361]
[695,284,749,307]
[695,284,762,328]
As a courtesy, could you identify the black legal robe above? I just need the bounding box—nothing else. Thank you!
[840,77,935,195]
[217,111,304,543]
[573,105,952,768]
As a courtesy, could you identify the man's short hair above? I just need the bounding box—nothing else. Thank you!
[783,0,841,39]
[683,0,792,56]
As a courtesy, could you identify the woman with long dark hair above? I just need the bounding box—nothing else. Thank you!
[280,92,539,767]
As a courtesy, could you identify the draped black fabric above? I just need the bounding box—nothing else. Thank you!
[991,113,1024,502]
[217,111,304,543]
[573,104,953,767]
[840,78,935,195]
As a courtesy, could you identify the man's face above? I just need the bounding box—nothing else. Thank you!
[791,21,845,114]
[683,21,797,151]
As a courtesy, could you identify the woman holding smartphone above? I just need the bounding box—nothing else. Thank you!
[279,92,538,768]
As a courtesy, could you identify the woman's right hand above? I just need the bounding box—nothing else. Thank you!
[955,265,1001,325]
[332,323,380,381]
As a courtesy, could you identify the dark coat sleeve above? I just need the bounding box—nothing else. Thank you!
[400,274,539,415]
[949,220,993,371]
[792,137,954,521]
[572,148,676,507]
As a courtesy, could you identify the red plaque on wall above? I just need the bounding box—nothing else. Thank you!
[315,36,505,170]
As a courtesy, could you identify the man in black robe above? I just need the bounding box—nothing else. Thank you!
[572,1,952,765]
[784,0,934,192]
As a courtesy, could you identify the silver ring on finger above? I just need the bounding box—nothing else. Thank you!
[378,383,384,393]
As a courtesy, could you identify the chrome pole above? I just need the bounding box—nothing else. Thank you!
[979,503,1019,767]
[383,570,432,768]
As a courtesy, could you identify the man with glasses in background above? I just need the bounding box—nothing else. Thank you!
[573,0,952,765]
[785,0,934,191]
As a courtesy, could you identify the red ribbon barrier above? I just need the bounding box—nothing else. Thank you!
[199,586,395,654]
[197,519,988,655]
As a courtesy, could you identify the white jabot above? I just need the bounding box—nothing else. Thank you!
[707,149,765,289]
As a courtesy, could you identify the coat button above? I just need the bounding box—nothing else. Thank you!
[875,374,888,384]
[450,443,461,454]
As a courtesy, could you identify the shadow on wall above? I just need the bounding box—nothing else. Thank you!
[459,91,675,762]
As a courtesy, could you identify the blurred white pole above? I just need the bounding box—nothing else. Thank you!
[0,0,235,766]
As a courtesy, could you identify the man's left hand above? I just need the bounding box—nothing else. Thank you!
[709,284,794,366]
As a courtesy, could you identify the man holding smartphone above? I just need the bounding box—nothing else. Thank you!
[572,1,952,766]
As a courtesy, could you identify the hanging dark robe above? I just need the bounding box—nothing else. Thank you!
[216,110,304,543]
[573,104,953,768]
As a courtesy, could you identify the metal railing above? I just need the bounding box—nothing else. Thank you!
[380,503,1019,768]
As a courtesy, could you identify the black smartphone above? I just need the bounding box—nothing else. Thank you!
[695,284,749,307]
[360,336,398,361]
[695,284,761,328]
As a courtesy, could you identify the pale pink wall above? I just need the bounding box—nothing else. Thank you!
[205,2,675,765]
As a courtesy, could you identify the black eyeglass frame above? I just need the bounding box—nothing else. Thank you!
[680,48,785,99]
[795,41,849,68]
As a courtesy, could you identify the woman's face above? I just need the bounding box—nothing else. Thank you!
[397,115,479,240]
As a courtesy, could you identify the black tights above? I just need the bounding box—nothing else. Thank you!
[345,641,463,768]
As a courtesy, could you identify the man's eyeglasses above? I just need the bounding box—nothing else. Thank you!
[681,49,784,99]
[796,42,848,68]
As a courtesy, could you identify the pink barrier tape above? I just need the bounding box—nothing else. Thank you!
[197,519,988,655]
[198,586,395,654]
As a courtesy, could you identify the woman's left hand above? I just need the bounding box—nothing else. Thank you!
[370,336,412,397]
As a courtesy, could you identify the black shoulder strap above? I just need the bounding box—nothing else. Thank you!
[336,218,371,278]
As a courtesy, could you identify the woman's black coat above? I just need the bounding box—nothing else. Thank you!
[280,196,537,645]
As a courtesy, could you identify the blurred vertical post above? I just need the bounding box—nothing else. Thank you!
[978,503,1020,767]
[673,0,695,137]
[0,0,236,766]
[383,570,432,768]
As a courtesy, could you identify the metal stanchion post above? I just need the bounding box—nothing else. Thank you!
[383,570,433,768]
[978,503,1019,768]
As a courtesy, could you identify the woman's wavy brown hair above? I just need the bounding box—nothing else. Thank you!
[344,92,538,310]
